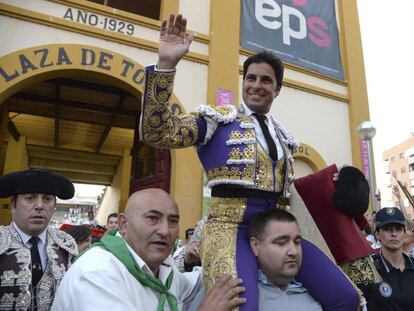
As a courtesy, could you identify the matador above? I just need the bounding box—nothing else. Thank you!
[141,13,362,311]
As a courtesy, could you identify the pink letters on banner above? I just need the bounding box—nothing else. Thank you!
[360,139,370,180]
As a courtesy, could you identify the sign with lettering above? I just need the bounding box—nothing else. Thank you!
[0,46,145,85]
[293,145,311,156]
[216,88,234,106]
[0,44,186,115]
[241,0,344,80]
[62,8,135,36]
[360,139,370,180]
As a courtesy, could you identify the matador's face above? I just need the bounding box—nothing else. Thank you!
[242,62,279,115]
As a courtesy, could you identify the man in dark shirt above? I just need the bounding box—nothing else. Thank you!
[360,207,414,310]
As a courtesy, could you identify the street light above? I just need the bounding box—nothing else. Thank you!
[357,121,377,212]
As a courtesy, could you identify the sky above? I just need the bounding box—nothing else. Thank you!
[357,1,414,196]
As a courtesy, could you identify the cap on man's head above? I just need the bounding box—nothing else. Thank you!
[0,169,74,199]
[375,207,406,229]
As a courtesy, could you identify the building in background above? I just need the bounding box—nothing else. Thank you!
[382,134,414,220]
[0,0,371,238]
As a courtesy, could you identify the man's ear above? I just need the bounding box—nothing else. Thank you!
[117,214,127,236]
[374,231,380,242]
[10,198,16,215]
[274,85,281,97]
[250,237,260,256]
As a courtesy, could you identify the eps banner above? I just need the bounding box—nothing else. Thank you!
[241,0,344,80]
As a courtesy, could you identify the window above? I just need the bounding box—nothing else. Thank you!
[391,156,395,162]
[400,152,405,159]
[88,0,161,20]
[401,167,407,174]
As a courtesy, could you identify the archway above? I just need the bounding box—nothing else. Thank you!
[0,44,188,220]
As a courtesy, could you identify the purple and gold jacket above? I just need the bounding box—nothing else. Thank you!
[140,66,297,199]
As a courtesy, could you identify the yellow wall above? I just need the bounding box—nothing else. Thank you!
[3,136,28,174]
[0,136,29,225]
[170,148,203,240]
[96,149,131,226]
[160,0,179,19]
[207,0,240,106]
[338,0,371,170]
[118,149,132,214]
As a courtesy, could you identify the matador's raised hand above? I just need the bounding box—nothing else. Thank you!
[157,14,193,70]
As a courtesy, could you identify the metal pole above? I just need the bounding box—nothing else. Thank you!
[366,138,377,212]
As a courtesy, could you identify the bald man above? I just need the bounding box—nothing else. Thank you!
[51,189,245,311]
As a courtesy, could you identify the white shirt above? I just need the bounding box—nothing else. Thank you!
[241,102,284,160]
[12,222,48,270]
[51,235,202,311]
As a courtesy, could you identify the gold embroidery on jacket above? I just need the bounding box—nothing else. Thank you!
[228,145,255,162]
[227,130,255,142]
[340,256,382,287]
[255,143,274,191]
[141,70,199,148]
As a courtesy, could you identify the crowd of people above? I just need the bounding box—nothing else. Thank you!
[1,12,414,311]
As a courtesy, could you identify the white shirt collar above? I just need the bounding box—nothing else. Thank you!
[12,221,47,246]
[117,232,174,284]
[241,102,273,120]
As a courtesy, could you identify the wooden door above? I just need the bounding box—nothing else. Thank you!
[130,117,171,193]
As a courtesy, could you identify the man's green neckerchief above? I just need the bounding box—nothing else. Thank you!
[84,229,178,311]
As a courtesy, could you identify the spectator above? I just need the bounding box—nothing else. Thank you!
[106,212,118,230]
[403,219,414,257]
[174,217,206,272]
[64,225,92,252]
[86,210,98,227]
[173,227,195,258]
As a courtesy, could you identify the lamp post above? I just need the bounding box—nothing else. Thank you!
[357,121,377,212]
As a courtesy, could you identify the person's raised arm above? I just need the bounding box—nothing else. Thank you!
[140,13,206,149]
[157,14,193,70]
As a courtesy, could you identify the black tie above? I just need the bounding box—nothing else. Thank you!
[30,236,43,288]
[255,114,278,161]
